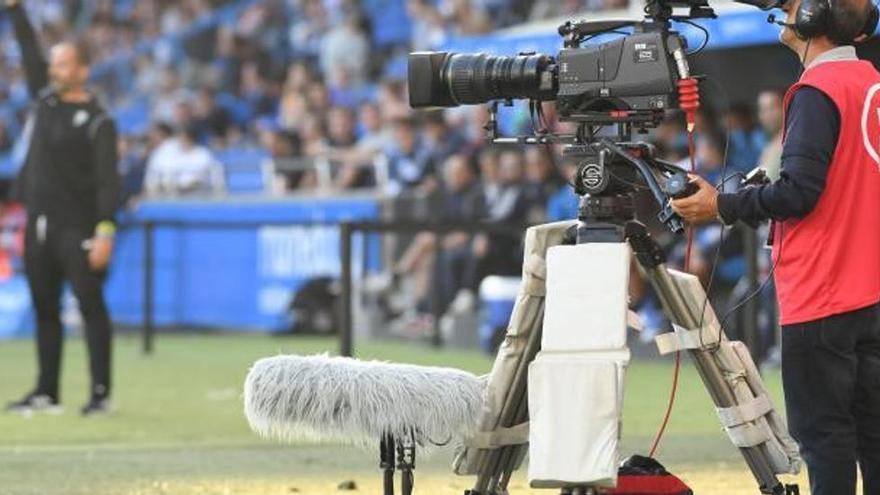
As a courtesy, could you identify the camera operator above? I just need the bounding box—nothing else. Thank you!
[3,0,121,417]
[671,0,880,493]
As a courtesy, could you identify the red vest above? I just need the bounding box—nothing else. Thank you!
[776,59,880,325]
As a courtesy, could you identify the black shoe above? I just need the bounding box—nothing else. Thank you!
[5,391,62,415]
[80,397,112,417]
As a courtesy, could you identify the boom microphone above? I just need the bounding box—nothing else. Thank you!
[243,354,484,448]
[767,13,797,29]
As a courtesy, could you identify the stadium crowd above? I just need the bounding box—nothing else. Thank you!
[0,0,784,359]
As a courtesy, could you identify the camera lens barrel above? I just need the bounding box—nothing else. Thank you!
[408,51,555,108]
[444,53,554,105]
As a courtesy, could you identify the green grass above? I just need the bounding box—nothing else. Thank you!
[0,334,807,494]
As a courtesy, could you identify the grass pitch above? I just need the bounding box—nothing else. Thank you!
[0,334,807,494]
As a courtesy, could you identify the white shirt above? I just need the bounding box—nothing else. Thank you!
[145,138,221,195]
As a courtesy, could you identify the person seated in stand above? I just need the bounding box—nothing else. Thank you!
[143,124,224,196]
[393,153,485,330]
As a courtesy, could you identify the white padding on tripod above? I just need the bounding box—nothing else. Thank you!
[627,310,644,332]
[723,422,776,448]
[465,422,530,449]
[528,352,627,488]
[542,243,631,352]
[654,323,719,355]
[716,394,773,428]
[522,254,547,297]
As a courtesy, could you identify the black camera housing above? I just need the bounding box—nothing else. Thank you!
[555,31,680,122]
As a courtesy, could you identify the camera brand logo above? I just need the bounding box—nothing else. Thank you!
[582,163,604,189]
[862,83,880,171]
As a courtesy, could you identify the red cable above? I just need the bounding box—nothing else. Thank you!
[649,351,680,458]
[649,79,701,458]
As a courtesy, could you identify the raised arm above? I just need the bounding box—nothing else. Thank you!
[6,0,49,97]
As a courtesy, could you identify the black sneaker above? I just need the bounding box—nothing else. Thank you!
[5,391,62,415]
[80,397,112,417]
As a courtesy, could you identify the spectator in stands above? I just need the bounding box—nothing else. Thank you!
[726,102,766,174]
[239,62,276,117]
[144,124,223,196]
[406,0,448,51]
[696,130,727,186]
[422,111,467,170]
[320,11,371,89]
[0,122,13,153]
[474,148,530,282]
[523,147,563,223]
[384,116,437,197]
[356,102,393,156]
[335,104,389,189]
[654,115,689,163]
[394,153,484,324]
[0,178,24,282]
[441,0,492,36]
[546,158,579,222]
[327,106,358,150]
[289,0,330,59]
[756,89,785,180]
[193,88,232,147]
[259,120,310,192]
[324,106,367,187]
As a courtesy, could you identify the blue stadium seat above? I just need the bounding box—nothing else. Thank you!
[0,153,15,179]
[363,0,411,48]
[216,92,255,127]
[218,147,270,193]
[113,97,151,136]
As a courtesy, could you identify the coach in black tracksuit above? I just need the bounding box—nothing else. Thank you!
[4,0,120,416]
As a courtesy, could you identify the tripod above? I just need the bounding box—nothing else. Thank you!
[463,142,800,495]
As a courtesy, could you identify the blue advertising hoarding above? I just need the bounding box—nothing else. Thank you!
[105,196,381,332]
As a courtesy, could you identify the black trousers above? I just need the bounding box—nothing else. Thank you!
[782,302,880,495]
[24,217,113,401]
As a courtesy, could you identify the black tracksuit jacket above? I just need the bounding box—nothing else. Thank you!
[10,3,120,233]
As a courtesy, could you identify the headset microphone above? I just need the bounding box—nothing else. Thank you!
[767,13,797,29]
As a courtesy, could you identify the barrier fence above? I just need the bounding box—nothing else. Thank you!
[130,218,768,362]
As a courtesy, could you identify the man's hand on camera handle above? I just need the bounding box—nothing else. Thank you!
[670,174,720,225]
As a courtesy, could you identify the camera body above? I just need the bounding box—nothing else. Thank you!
[556,30,681,124]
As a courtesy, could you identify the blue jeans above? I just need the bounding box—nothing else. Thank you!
[781,302,880,495]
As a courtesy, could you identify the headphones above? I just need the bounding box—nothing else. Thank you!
[792,0,879,42]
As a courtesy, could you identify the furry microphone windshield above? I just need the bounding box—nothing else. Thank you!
[243,354,485,449]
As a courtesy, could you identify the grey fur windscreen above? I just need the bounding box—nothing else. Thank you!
[243,354,485,448]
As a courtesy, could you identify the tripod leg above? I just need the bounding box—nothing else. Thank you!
[626,222,785,494]
[493,397,530,492]
[397,432,416,495]
[381,434,396,495]
[472,304,545,494]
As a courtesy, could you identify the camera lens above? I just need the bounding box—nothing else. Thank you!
[408,51,556,108]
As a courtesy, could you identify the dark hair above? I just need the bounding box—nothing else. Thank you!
[153,122,175,138]
[181,124,200,142]
[829,0,872,45]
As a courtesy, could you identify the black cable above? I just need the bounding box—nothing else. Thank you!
[692,74,731,349]
[717,171,746,192]
[718,225,784,339]
[678,19,710,55]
